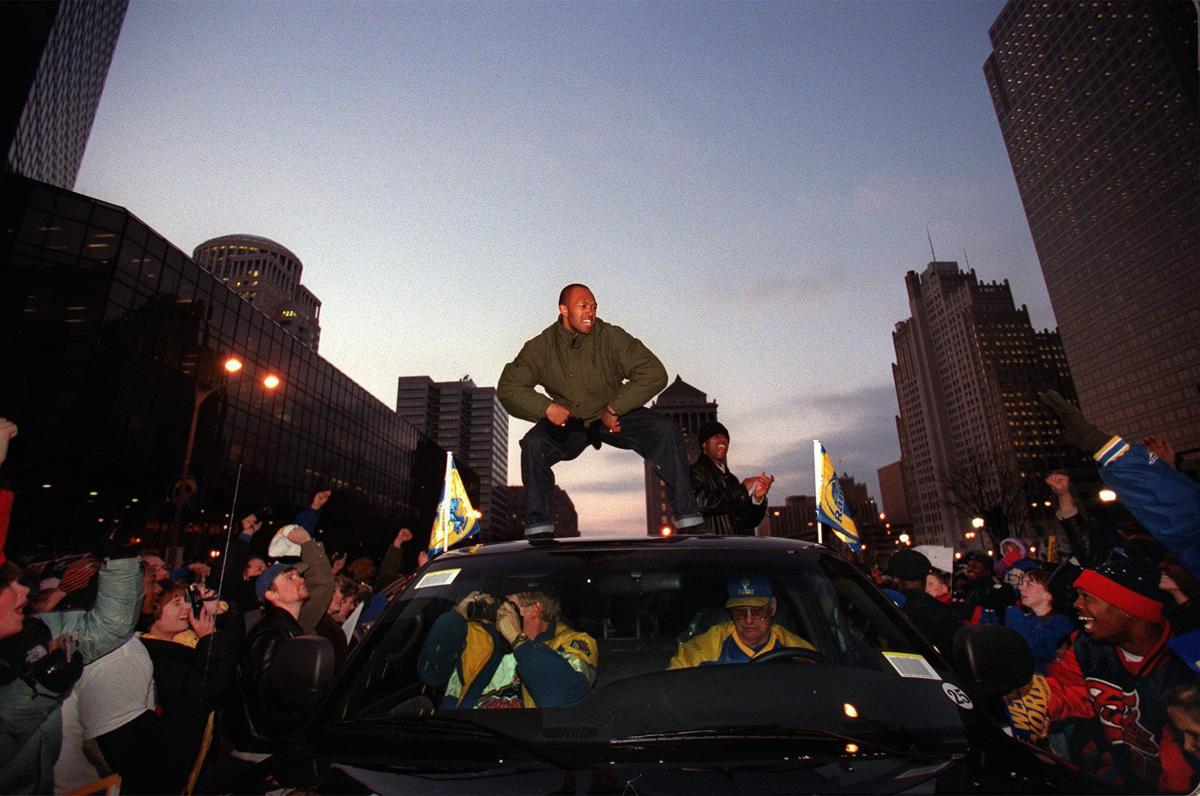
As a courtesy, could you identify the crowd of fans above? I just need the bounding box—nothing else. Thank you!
[870,391,1200,793]
[1,385,1198,794]
[0,416,426,793]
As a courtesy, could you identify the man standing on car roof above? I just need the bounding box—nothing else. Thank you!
[418,588,598,709]
[669,575,814,668]
[689,421,773,535]
[498,284,704,539]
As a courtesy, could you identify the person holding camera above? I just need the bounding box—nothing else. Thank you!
[419,588,598,709]
[140,581,239,793]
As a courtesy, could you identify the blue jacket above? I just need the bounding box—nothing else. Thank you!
[1003,606,1075,672]
[1095,437,1200,578]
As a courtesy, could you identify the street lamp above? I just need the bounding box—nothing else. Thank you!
[167,354,276,567]
[971,517,985,529]
[1098,488,1117,503]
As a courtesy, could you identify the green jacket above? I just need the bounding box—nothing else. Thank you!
[498,318,668,423]
[0,556,142,794]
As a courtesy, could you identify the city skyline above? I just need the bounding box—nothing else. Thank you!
[74,0,1056,535]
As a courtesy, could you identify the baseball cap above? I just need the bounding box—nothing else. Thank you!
[726,574,772,608]
[255,561,309,603]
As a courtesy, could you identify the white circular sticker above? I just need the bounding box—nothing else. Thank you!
[942,682,974,710]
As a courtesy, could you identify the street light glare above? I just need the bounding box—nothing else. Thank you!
[262,374,281,390]
[1098,488,1117,503]
[224,357,243,373]
[971,516,985,529]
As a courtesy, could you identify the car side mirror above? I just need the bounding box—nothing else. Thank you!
[952,624,1033,697]
[268,635,335,712]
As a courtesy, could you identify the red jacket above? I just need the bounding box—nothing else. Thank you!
[1046,624,1195,793]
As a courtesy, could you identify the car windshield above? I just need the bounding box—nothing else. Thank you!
[321,539,972,761]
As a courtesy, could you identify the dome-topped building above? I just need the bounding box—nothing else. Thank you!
[193,234,321,351]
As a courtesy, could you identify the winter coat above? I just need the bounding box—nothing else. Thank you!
[498,318,667,423]
[689,453,766,536]
[0,556,142,794]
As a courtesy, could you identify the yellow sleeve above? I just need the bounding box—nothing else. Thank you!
[668,624,729,670]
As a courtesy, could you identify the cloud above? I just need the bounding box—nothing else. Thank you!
[729,383,902,501]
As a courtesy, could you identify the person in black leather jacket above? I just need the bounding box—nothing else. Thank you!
[225,563,312,767]
[688,422,772,536]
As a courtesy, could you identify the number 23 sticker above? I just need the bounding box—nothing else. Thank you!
[942,682,974,710]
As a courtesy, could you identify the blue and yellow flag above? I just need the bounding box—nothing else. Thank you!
[428,452,480,556]
[813,440,861,553]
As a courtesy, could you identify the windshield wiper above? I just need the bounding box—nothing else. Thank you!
[332,715,583,771]
[611,725,918,760]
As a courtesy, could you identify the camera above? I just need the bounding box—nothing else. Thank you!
[467,595,499,622]
[466,595,519,623]
[186,583,204,619]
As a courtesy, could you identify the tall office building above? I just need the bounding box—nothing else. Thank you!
[396,376,509,534]
[892,262,1082,547]
[644,376,717,534]
[500,486,578,541]
[876,460,911,526]
[193,235,322,351]
[3,1,127,189]
[984,1,1200,458]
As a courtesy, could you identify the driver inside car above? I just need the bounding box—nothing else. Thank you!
[668,575,814,668]
[418,588,598,709]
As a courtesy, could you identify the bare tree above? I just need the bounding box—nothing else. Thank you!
[938,448,1032,550]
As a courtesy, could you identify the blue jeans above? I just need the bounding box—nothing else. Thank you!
[520,407,703,536]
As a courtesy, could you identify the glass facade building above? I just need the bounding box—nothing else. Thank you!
[0,174,471,560]
[984,1,1200,458]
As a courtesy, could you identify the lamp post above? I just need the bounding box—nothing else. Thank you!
[166,356,281,567]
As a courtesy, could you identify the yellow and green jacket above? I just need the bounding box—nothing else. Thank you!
[419,612,598,709]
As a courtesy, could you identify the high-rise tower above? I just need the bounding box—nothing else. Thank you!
[396,376,509,536]
[892,262,1082,547]
[984,1,1200,460]
[3,0,128,189]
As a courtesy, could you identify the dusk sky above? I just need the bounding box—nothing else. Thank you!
[75,0,1056,536]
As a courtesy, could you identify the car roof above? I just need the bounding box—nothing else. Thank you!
[438,534,825,559]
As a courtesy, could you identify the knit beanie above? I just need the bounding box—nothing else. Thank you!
[1073,556,1167,624]
[697,421,730,447]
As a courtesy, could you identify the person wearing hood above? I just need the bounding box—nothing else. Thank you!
[996,536,1040,588]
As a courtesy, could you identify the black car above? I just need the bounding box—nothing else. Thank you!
[266,536,1110,793]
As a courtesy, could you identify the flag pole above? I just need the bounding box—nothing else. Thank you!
[440,452,453,554]
[812,440,824,546]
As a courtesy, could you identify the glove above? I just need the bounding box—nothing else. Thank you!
[1039,390,1110,454]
